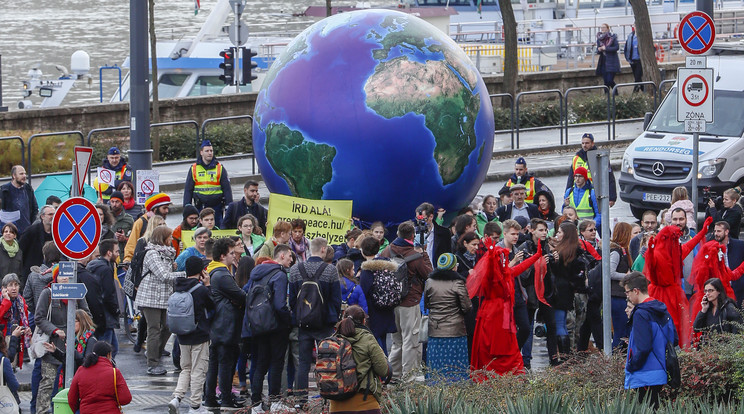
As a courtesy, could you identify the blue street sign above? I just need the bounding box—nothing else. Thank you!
[52,197,101,260]
[58,261,75,279]
[678,12,716,55]
[51,283,88,300]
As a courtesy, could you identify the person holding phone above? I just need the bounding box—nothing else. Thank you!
[693,278,742,340]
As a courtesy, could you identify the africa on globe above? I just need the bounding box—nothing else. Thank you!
[253,9,495,224]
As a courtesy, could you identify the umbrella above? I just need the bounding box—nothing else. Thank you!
[34,174,98,207]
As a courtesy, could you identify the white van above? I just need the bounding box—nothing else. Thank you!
[619,47,744,219]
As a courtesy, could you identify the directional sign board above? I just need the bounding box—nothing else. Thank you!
[677,11,716,55]
[52,197,101,260]
[677,67,714,123]
[51,283,88,300]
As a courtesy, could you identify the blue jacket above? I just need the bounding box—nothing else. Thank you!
[340,277,368,314]
[625,298,678,389]
[175,247,206,272]
[242,262,291,337]
[2,354,18,403]
[624,32,640,62]
[564,184,602,230]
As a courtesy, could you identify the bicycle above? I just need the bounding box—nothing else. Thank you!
[117,264,142,345]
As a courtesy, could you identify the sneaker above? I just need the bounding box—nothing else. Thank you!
[219,399,244,411]
[270,401,296,412]
[203,397,220,409]
[161,349,171,357]
[188,406,210,414]
[147,366,167,376]
[133,342,142,353]
[233,394,246,405]
[250,404,265,414]
[168,397,180,414]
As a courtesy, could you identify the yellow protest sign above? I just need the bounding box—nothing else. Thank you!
[181,229,238,249]
[266,194,353,245]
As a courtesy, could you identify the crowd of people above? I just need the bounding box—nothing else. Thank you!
[0,135,741,413]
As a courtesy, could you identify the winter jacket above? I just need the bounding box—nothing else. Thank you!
[625,298,677,389]
[123,215,149,262]
[49,334,97,373]
[517,237,553,308]
[241,233,266,258]
[346,248,366,275]
[337,325,391,402]
[175,247,206,272]
[359,259,398,339]
[424,269,471,338]
[379,238,433,307]
[35,288,90,366]
[223,197,268,233]
[535,189,559,224]
[0,295,28,340]
[68,357,132,413]
[23,264,52,324]
[0,182,38,234]
[475,211,500,238]
[183,156,233,209]
[340,277,368,314]
[208,261,246,344]
[595,32,621,74]
[134,244,185,309]
[242,262,290,337]
[706,203,742,240]
[1,354,18,405]
[288,256,342,328]
[495,202,540,223]
[85,258,121,332]
[333,243,352,263]
[549,247,588,310]
[174,277,214,345]
[112,210,134,260]
[0,242,22,282]
[693,298,742,335]
[565,147,618,203]
[18,221,52,277]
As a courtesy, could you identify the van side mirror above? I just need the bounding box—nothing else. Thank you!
[643,112,653,130]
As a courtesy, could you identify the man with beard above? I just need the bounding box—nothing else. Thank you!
[19,205,55,282]
[223,180,267,233]
[123,193,171,262]
[172,204,199,257]
[0,165,37,234]
[109,191,134,261]
[714,221,744,306]
[565,133,617,207]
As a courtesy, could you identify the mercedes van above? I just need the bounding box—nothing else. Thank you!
[619,47,744,219]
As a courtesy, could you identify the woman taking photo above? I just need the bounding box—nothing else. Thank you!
[693,278,743,338]
[0,223,22,283]
[117,181,142,219]
[237,214,265,257]
[134,226,186,376]
[329,305,390,413]
[68,341,132,413]
[424,253,472,380]
[609,222,633,349]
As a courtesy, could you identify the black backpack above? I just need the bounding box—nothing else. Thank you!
[123,247,150,299]
[244,271,280,336]
[296,263,329,330]
[389,252,422,300]
[650,316,680,388]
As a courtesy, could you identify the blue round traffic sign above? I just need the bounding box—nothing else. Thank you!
[52,197,102,260]
[678,11,716,55]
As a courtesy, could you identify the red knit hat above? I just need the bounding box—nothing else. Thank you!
[144,193,171,212]
[574,167,589,181]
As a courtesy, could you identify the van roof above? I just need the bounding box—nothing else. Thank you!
[705,54,744,91]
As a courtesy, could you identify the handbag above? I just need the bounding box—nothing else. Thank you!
[0,357,19,414]
[419,315,429,343]
[113,367,124,413]
[29,303,53,360]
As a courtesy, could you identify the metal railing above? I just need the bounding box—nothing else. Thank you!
[200,115,257,175]
[0,137,25,169]
[565,85,612,143]
[150,120,201,158]
[489,94,515,148]
[515,89,565,148]
[610,82,658,139]
[27,131,85,184]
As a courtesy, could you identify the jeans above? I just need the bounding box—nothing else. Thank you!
[237,337,250,387]
[204,342,240,405]
[555,309,568,336]
[611,297,629,349]
[30,358,42,414]
[96,328,119,359]
[514,301,530,350]
[295,326,333,400]
[252,328,290,404]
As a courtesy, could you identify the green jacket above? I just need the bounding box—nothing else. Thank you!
[475,212,498,238]
[377,238,389,254]
[339,326,390,402]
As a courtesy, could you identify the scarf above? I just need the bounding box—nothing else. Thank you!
[122,197,136,211]
[146,241,177,260]
[76,329,95,354]
[597,32,613,49]
[1,239,18,258]
[289,237,309,261]
[3,296,31,350]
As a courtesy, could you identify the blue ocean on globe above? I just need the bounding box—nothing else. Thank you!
[253,9,494,224]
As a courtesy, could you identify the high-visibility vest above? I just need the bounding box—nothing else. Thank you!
[100,165,129,201]
[572,155,593,181]
[191,163,223,196]
[506,176,536,203]
[568,187,595,220]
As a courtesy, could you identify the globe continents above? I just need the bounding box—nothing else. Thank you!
[252,9,494,224]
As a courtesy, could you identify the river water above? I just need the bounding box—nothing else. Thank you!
[0,0,392,110]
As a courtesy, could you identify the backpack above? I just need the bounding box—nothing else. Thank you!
[123,247,150,299]
[371,252,421,309]
[315,336,362,401]
[167,284,201,335]
[651,316,681,389]
[245,271,280,336]
[296,263,329,330]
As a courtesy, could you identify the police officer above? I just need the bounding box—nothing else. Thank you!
[500,157,551,204]
[565,133,616,207]
[95,147,133,203]
[183,140,233,229]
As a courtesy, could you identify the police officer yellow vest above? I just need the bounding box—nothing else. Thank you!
[98,165,129,201]
[572,156,593,181]
[191,163,223,196]
[506,176,536,203]
[568,188,595,220]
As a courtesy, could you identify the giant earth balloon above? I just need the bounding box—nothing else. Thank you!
[253,9,494,224]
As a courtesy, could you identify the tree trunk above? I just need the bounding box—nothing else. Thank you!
[498,0,518,107]
[326,0,332,17]
[149,0,161,161]
[628,0,661,88]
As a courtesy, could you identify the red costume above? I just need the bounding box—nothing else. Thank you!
[688,240,744,323]
[644,217,711,348]
[468,238,542,379]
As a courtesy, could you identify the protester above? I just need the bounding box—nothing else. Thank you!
[0,273,30,366]
[85,239,121,356]
[714,221,744,306]
[0,223,23,281]
[68,341,132,413]
[370,221,389,253]
[424,253,472,380]
[172,204,199,256]
[596,23,620,91]
[223,180,267,233]
[255,220,292,259]
[184,140,233,228]
[237,214,266,258]
[0,327,19,408]
[609,222,633,349]
[95,203,116,240]
[0,165,37,235]
[630,210,658,261]
[176,227,211,271]
[337,258,368,314]
[235,255,255,396]
[45,309,98,373]
[475,195,500,236]
[123,192,171,262]
[496,184,540,222]
[117,181,142,220]
[454,232,479,280]
[135,226,185,375]
[333,228,362,263]
[693,277,742,338]
[288,219,311,262]
[663,187,696,231]
[578,219,599,252]
[109,191,134,260]
[358,237,396,354]
[535,190,559,226]
[19,205,55,280]
[198,207,218,231]
[496,220,531,351]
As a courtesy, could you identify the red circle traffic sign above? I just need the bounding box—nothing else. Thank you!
[99,169,112,184]
[52,197,102,260]
[681,74,709,107]
[678,11,716,54]
[141,179,155,195]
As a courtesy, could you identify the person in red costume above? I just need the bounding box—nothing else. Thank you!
[468,237,544,379]
[644,216,712,348]
[688,240,744,323]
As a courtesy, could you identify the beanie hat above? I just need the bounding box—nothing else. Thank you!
[182,204,199,219]
[110,191,125,203]
[515,216,530,229]
[437,253,457,271]
[144,193,171,212]
[185,256,205,277]
[574,167,589,181]
[581,133,594,142]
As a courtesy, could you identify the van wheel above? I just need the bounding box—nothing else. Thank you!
[630,205,650,220]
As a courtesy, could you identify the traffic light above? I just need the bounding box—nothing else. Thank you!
[241,47,258,85]
[219,48,236,85]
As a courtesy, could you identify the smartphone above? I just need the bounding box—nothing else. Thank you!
[10,324,18,332]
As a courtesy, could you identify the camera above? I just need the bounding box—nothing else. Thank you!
[414,214,429,246]
[703,187,722,207]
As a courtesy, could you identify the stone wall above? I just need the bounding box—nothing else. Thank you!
[0,62,681,135]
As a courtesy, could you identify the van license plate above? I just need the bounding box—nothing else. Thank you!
[643,193,671,203]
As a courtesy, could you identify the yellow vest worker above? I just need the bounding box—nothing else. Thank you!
[183,140,233,228]
[97,147,133,201]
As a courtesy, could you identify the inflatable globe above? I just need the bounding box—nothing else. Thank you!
[253,9,494,224]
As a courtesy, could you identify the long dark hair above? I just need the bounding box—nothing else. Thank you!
[82,341,112,368]
[555,222,579,265]
[337,305,366,337]
[236,256,255,289]
[704,278,732,307]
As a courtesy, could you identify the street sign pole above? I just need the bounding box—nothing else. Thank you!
[66,165,79,388]
[692,132,699,219]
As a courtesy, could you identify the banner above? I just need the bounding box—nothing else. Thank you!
[181,229,238,249]
[266,194,353,245]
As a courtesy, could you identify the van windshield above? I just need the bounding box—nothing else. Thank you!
[647,88,744,137]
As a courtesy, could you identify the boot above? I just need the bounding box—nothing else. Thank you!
[556,335,571,364]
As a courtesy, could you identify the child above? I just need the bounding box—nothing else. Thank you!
[336,259,368,314]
